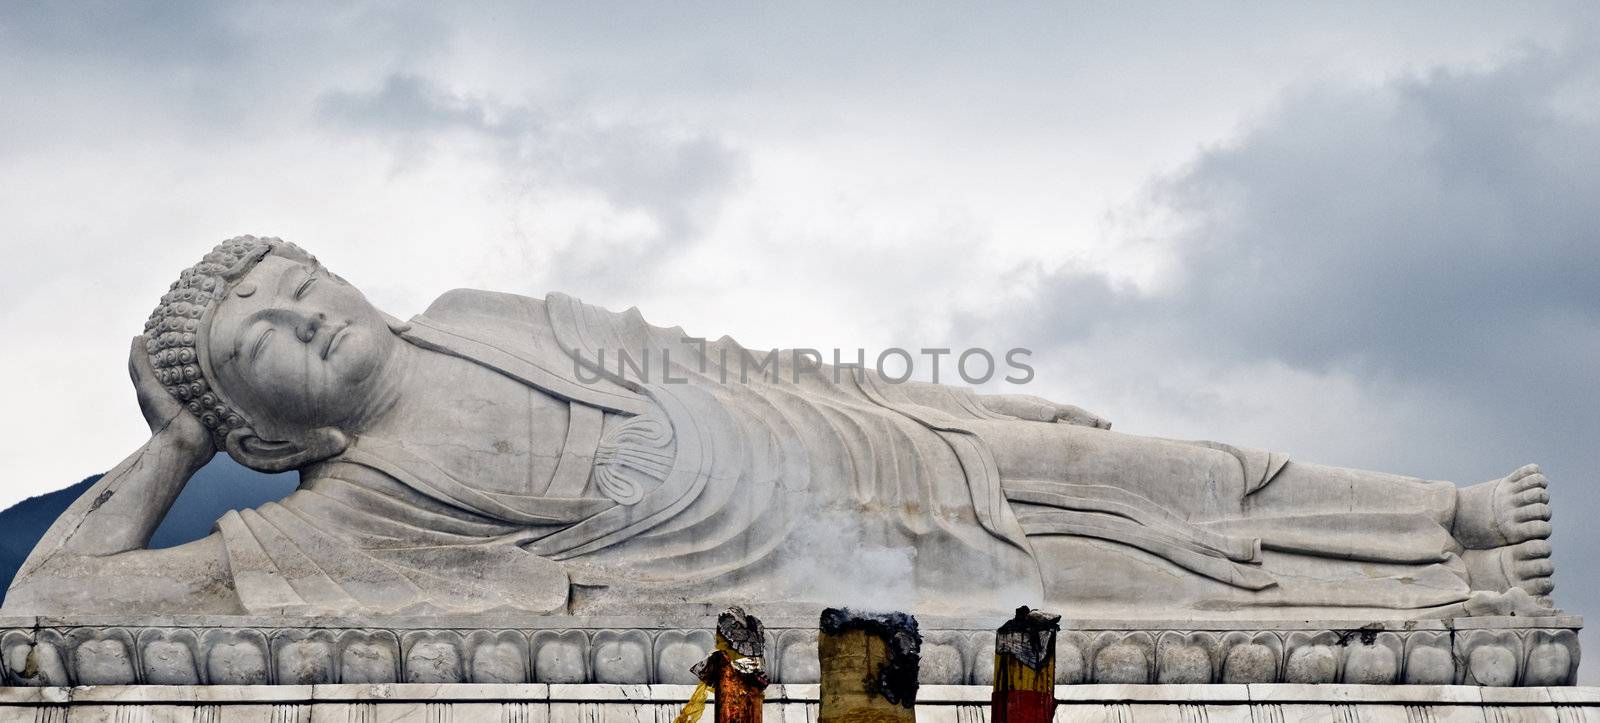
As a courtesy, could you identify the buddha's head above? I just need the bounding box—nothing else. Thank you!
[145,236,402,471]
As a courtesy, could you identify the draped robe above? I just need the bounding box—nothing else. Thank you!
[214,290,1471,617]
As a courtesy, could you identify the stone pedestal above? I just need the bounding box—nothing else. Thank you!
[2,683,1597,722]
[2,615,1579,688]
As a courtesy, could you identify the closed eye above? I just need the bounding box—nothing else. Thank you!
[294,271,317,300]
[250,327,275,362]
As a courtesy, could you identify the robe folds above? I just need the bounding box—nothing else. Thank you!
[215,290,1470,616]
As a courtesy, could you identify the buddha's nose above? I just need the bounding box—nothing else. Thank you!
[296,312,327,343]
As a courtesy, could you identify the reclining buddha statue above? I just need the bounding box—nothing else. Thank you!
[4,237,1558,619]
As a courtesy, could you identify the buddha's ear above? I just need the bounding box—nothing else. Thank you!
[224,426,349,473]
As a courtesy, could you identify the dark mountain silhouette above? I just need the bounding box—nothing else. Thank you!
[0,476,97,607]
[0,456,296,606]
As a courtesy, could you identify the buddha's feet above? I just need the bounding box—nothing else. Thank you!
[1464,540,1555,603]
[1453,463,1552,549]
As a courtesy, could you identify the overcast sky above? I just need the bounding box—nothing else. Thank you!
[2,1,1598,671]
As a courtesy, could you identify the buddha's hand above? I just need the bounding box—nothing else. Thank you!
[129,336,216,460]
[1052,404,1112,430]
[979,393,1112,429]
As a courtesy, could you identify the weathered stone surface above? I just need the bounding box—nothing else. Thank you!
[67,629,135,685]
[1157,646,1212,683]
[1155,631,1218,684]
[589,630,650,684]
[775,631,820,684]
[138,633,199,685]
[1402,633,1455,685]
[1054,633,1089,684]
[273,631,335,685]
[337,637,398,684]
[403,631,465,683]
[651,629,710,685]
[465,631,527,684]
[1523,629,1580,686]
[0,237,1564,626]
[1461,629,1523,686]
[917,632,968,685]
[968,631,997,686]
[1219,633,1281,684]
[530,630,587,684]
[1340,632,1400,685]
[1283,643,1338,684]
[202,630,269,685]
[1091,632,1153,684]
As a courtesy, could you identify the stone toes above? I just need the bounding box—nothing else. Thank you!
[1517,558,1555,578]
[1511,520,1553,541]
[1521,578,1555,596]
[1512,473,1549,494]
[1513,503,1552,522]
[1515,539,1553,559]
[1515,488,1550,505]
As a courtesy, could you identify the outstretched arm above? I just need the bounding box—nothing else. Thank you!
[12,337,216,583]
[978,392,1112,429]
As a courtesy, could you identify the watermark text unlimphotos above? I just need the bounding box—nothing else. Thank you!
[574,340,1035,386]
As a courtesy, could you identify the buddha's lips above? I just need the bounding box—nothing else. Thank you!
[322,322,350,359]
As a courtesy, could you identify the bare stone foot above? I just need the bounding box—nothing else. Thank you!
[1453,464,1551,550]
[1464,540,1555,603]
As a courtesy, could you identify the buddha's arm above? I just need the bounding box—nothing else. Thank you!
[10,338,217,586]
[2,429,225,615]
[15,432,212,580]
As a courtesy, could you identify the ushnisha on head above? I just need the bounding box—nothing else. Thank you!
[145,236,405,472]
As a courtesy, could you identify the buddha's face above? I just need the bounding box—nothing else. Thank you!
[204,254,400,435]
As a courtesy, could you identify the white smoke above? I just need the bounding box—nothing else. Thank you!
[775,506,920,613]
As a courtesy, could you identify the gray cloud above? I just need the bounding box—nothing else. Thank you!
[1,3,244,68]
[316,73,749,292]
[982,40,1600,432]
[0,3,449,139]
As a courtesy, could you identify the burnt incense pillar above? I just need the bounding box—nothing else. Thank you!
[991,606,1060,723]
[678,608,770,723]
[817,608,921,723]
[696,607,769,723]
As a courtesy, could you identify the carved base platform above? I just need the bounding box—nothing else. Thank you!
[0,615,1581,688]
[3,683,1598,722]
